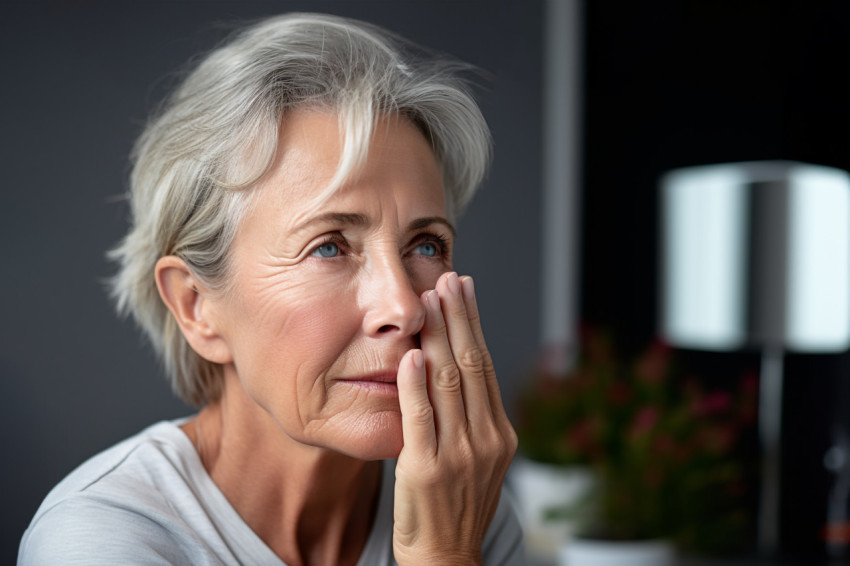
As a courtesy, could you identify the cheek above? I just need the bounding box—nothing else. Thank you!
[228,270,362,395]
[239,263,353,333]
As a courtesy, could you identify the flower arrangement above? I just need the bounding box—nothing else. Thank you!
[516,329,758,554]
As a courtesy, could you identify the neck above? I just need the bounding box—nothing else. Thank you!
[182,370,382,566]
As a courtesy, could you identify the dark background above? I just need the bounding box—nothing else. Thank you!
[582,1,850,561]
[4,0,850,563]
[583,0,850,349]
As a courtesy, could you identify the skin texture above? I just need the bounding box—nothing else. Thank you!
[155,109,517,566]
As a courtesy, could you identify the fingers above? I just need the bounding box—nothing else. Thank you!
[457,276,510,425]
[419,288,467,438]
[396,348,437,457]
[407,271,514,445]
[393,273,517,565]
[433,273,494,428]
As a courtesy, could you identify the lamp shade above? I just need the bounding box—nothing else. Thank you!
[660,161,850,353]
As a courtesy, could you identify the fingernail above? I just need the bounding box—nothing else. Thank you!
[447,272,460,295]
[426,289,440,310]
[412,349,424,369]
[461,276,475,302]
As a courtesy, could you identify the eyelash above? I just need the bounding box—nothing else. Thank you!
[308,232,451,260]
[310,234,348,258]
[409,232,450,259]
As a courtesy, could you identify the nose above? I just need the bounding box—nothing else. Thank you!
[361,255,426,338]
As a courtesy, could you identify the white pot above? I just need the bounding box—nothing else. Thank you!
[559,538,675,566]
[508,458,595,562]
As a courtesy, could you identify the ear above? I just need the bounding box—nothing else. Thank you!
[155,256,233,365]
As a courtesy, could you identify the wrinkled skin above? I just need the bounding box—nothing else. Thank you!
[156,109,517,565]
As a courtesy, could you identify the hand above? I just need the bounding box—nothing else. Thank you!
[393,272,518,565]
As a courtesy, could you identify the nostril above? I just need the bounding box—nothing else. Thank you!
[364,275,426,337]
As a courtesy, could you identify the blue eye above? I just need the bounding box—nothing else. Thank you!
[312,242,340,258]
[414,242,438,257]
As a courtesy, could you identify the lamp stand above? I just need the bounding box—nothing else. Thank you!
[758,345,784,555]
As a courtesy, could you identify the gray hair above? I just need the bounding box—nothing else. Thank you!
[108,13,492,406]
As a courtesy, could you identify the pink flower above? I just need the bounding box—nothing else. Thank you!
[696,391,732,416]
[634,340,671,384]
[630,406,660,436]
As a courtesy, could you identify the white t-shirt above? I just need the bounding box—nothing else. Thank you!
[18,420,524,565]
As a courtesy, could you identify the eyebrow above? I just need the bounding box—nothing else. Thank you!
[292,212,370,233]
[292,212,456,237]
[408,216,457,237]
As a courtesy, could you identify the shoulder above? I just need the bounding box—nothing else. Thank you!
[18,490,193,565]
[18,421,203,565]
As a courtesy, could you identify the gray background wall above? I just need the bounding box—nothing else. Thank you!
[0,2,543,561]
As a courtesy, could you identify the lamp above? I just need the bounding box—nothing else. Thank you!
[659,160,850,556]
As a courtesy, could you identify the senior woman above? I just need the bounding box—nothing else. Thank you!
[19,12,522,566]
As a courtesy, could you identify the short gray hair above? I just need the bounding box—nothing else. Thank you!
[108,13,492,406]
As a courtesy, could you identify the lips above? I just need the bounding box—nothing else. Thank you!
[335,371,400,396]
[338,371,398,384]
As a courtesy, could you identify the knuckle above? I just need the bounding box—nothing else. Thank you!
[407,402,434,427]
[457,346,485,373]
[486,432,509,459]
[477,349,496,376]
[482,350,496,372]
[432,360,461,391]
[478,423,518,463]
[392,523,417,547]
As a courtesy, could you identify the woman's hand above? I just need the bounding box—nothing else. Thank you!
[393,272,518,565]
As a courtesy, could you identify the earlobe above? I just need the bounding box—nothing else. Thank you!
[154,256,233,364]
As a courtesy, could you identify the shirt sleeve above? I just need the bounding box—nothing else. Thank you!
[481,487,526,565]
[18,496,195,566]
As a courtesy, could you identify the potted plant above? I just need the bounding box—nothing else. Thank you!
[515,329,758,564]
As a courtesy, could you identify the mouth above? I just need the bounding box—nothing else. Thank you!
[336,371,399,394]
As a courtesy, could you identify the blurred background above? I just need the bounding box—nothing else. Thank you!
[2,1,850,564]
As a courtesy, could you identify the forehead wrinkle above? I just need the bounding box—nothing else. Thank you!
[290,211,371,236]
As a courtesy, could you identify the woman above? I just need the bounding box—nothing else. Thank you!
[19,13,522,565]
